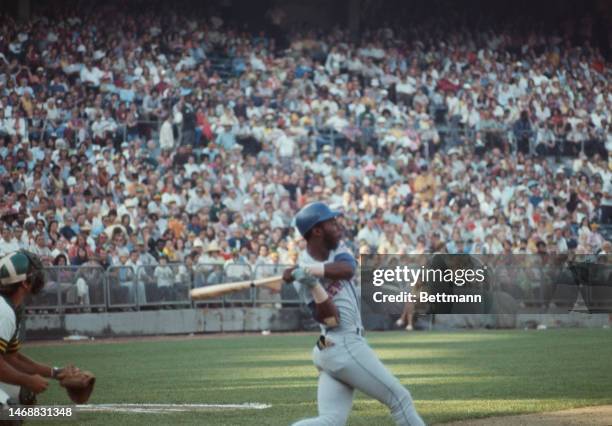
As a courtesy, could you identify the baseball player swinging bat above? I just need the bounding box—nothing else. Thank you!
[190,275,284,300]
[287,202,425,426]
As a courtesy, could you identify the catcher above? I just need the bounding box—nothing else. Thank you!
[0,250,95,409]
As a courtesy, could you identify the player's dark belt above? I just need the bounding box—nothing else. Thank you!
[316,335,334,350]
[317,328,365,349]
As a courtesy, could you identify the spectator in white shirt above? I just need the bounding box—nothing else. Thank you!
[80,60,104,87]
[357,219,381,249]
[160,114,175,151]
[154,255,175,301]
[0,228,20,256]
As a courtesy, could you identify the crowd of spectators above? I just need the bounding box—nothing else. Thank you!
[0,2,610,304]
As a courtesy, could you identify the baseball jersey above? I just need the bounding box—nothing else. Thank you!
[295,243,363,334]
[0,296,21,355]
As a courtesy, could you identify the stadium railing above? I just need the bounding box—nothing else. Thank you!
[27,263,303,313]
[222,263,254,304]
[107,265,139,310]
[27,265,107,313]
[253,263,301,306]
[136,264,192,309]
[192,262,225,306]
[26,259,611,315]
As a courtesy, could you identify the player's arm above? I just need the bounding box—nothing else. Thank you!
[301,252,357,281]
[304,280,340,328]
[4,351,55,378]
[0,355,48,393]
[320,261,354,281]
[281,267,341,328]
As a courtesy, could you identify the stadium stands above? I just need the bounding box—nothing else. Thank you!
[0,2,609,311]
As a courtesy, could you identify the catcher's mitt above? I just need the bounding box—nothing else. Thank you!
[57,366,96,404]
[18,386,37,405]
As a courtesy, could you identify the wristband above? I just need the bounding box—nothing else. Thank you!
[51,366,63,379]
[292,267,318,289]
[310,283,329,304]
[301,262,325,278]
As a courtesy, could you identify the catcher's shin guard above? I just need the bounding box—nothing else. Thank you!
[0,385,24,426]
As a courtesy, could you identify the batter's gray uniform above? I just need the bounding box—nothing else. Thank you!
[293,243,425,426]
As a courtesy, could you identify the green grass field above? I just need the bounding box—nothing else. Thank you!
[25,329,612,425]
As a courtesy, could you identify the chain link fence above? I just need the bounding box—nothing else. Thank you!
[26,266,106,312]
[26,262,306,313]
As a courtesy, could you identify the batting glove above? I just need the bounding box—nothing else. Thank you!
[292,267,319,289]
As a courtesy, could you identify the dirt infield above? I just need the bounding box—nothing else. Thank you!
[441,405,612,425]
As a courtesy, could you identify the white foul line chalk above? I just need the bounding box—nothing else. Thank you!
[76,403,271,413]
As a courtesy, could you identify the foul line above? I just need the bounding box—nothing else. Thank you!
[76,403,271,413]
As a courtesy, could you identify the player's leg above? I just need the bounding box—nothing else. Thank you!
[399,301,415,330]
[395,302,408,327]
[0,383,21,404]
[293,370,354,426]
[0,384,26,425]
[335,337,425,426]
[0,385,11,406]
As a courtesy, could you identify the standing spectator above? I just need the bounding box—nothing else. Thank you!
[154,255,175,302]
[181,96,196,146]
[197,241,225,284]
[513,111,533,155]
[125,250,147,306]
[160,113,175,152]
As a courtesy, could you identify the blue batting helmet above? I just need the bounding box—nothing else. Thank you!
[295,202,341,237]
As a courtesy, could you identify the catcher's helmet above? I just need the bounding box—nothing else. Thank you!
[295,202,341,237]
[0,250,45,294]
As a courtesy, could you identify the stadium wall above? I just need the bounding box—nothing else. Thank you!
[24,309,610,339]
[367,313,610,331]
[24,307,303,339]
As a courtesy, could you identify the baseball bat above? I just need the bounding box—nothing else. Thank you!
[190,275,284,300]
